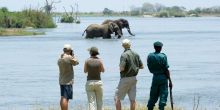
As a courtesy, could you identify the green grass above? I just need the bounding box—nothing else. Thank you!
[31,104,183,110]
[0,28,45,36]
[0,7,56,28]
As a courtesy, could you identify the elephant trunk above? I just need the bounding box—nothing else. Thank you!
[82,29,86,36]
[126,26,135,36]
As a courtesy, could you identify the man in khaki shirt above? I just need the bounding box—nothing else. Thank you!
[115,39,144,110]
[58,44,79,110]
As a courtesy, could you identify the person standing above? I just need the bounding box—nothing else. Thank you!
[58,44,79,110]
[147,41,173,110]
[84,46,105,110]
[115,39,144,110]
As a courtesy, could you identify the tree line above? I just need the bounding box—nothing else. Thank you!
[102,2,220,17]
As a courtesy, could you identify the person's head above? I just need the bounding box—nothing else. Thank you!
[153,41,163,52]
[88,46,99,56]
[63,44,72,54]
[122,39,131,49]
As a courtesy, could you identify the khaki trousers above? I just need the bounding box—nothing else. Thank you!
[86,80,103,110]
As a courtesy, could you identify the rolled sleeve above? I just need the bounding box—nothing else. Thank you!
[164,55,169,69]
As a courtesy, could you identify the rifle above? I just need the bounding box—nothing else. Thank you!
[170,87,174,110]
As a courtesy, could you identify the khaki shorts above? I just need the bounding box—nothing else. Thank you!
[115,76,137,101]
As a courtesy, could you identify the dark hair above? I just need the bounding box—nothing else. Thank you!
[154,46,162,52]
[63,48,71,52]
[90,51,99,56]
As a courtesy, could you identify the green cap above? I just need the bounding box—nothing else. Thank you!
[88,46,99,55]
[154,41,163,47]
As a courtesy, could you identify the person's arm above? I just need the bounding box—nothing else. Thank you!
[100,60,105,73]
[165,69,173,89]
[70,56,79,66]
[138,55,144,69]
[119,55,126,72]
[84,60,88,73]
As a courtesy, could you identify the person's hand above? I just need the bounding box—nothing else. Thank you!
[70,50,73,56]
[169,82,173,89]
[61,54,64,58]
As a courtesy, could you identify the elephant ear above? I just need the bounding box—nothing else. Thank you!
[108,23,114,33]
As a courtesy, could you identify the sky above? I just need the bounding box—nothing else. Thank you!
[0,0,220,12]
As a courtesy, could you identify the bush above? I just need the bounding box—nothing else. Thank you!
[155,11,169,17]
[0,8,56,28]
[60,16,74,23]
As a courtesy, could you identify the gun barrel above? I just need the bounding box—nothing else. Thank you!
[170,87,174,110]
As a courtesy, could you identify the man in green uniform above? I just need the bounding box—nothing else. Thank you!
[147,41,173,110]
[115,39,144,110]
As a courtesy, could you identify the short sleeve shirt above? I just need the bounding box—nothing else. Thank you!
[120,49,143,78]
[147,52,169,75]
[58,54,75,85]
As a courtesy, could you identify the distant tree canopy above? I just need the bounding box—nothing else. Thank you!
[103,8,114,15]
[130,2,220,17]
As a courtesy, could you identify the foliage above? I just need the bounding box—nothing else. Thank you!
[60,16,74,23]
[0,28,45,36]
[129,2,220,17]
[130,7,142,16]
[155,11,169,17]
[103,8,114,15]
[0,7,56,28]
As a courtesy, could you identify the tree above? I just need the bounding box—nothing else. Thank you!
[103,8,113,15]
[130,7,141,16]
[141,2,156,13]
[44,0,61,14]
[154,3,166,12]
[194,8,202,14]
[1,7,8,13]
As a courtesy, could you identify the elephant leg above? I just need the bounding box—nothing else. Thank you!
[86,34,94,39]
[120,28,123,36]
[118,35,121,39]
[103,34,111,39]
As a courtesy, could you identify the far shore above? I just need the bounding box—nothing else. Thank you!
[0,28,45,36]
[53,12,220,18]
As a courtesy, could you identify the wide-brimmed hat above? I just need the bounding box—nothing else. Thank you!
[88,46,99,55]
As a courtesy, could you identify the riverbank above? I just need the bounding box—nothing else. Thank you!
[32,104,182,110]
[0,28,44,36]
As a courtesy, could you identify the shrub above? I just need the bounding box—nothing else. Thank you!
[60,16,74,23]
[0,8,56,28]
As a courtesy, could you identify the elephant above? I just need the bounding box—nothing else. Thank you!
[102,18,135,36]
[82,22,122,39]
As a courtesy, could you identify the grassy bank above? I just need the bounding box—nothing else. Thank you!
[0,28,44,36]
[0,7,56,28]
[32,104,183,110]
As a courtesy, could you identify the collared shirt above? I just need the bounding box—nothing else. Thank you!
[120,49,143,78]
[58,53,78,85]
[147,52,169,75]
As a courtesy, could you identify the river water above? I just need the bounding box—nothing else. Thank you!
[0,17,220,110]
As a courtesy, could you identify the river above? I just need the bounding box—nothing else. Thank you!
[0,17,220,110]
